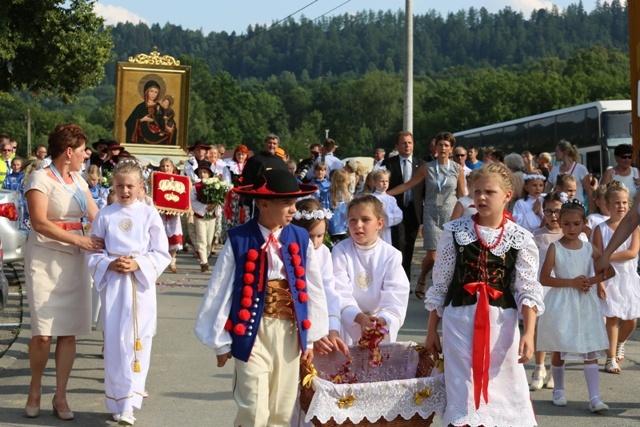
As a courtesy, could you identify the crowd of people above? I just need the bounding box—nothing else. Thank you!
[7,122,640,427]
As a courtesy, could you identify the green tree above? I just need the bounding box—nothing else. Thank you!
[0,0,113,101]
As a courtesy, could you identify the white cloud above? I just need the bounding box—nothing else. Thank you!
[509,0,556,13]
[94,3,148,26]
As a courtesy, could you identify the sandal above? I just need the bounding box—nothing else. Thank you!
[616,341,625,363]
[604,358,621,374]
[415,280,426,300]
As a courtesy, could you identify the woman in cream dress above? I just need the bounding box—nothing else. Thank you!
[24,124,104,420]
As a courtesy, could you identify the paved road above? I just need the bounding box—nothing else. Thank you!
[0,246,639,426]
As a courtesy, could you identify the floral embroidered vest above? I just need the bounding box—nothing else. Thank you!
[444,239,518,309]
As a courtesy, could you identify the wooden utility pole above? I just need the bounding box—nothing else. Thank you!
[403,0,413,133]
[631,0,639,159]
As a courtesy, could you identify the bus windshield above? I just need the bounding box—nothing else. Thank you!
[602,111,632,146]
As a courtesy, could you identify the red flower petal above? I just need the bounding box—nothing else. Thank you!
[233,324,246,336]
[242,286,253,297]
[238,309,251,322]
[295,279,306,290]
[291,254,302,267]
[243,273,255,285]
[247,249,259,261]
[294,266,305,278]
[245,261,256,273]
[241,297,252,308]
[289,243,300,255]
[224,319,233,331]
[298,292,308,303]
[301,319,311,330]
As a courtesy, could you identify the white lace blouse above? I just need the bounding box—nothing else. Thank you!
[425,216,545,317]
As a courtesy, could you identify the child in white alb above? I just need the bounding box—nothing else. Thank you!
[86,161,171,425]
[370,168,403,244]
[513,173,545,232]
[332,195,410,345]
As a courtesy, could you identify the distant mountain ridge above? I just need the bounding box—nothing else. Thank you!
[106,1,628,81]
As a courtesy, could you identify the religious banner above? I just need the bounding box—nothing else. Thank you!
[150,172,191,215]
[113,48,191,167]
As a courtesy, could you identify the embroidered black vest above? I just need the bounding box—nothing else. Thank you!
[444,239,518,309]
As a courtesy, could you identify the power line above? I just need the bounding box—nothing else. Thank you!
[244,0,352,57]
[224,0,320,53]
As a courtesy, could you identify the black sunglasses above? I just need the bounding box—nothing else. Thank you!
[454,154,466,157]
[619,155,633,159]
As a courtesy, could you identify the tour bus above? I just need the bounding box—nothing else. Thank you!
[453,100,632,178]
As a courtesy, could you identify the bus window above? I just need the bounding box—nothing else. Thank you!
[527,117,555,153]
[556,110,586,147]
[602,111,632,146]
[585,150,602,178]
[504,123,527,152]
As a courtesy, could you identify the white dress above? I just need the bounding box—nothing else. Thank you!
[597,222,640,319]
[536,241,608,360]
[372,191,403,244]
[86,201,171,414]
[586,213,608,232]
[332,238,410,344]
[425,217,544,427]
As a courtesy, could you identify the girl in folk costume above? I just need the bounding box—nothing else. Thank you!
[425,163,544,427]
[207,145,232,249]
[224,145,249,230]
[591,182,640,374]
[86,160,171,425]
[191,160,216,273]
[370,168,403,244]
[194,170,328,427]
[537,199,612,413]
[513,173,546,232]
[332,195,410,345]
[158,158,184,273]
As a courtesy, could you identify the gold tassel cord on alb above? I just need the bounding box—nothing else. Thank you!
[131,272,142,373]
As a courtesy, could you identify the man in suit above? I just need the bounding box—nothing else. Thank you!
[382,131,424,286]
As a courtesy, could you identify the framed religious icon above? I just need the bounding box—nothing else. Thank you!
[114,49,191,150]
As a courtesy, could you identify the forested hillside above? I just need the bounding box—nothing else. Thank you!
[106,1,628,81]
[0,2,632,161]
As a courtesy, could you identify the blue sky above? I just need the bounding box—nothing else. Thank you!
[94,0,594,35]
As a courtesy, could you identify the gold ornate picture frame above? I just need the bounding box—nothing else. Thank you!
[114,50,190,150]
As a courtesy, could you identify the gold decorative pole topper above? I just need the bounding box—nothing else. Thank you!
[128,47,180,66]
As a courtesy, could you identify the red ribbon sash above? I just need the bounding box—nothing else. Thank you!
[257,234,278,292]
[462,281,503,410]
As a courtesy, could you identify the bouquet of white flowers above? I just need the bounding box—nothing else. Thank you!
[201,176,233,219]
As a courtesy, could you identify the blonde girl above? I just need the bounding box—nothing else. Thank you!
[585,183,610,239]
[370,168,403,244]
[537,200,612,413]
[450,172,477,220]
[529,191,566,391]
[86,160,171,424]
[86,164,108,209]
[555,173,577,201]
[292,197,348,356]
[591,181,640,374]
[328,169,352,244]
[512,173,545,232]
[425,163,543,426]
[157,157,183,273]
[546,139,596,212]
[332,195,410,344]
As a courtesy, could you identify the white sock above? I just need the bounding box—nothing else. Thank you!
[551,365,565,392]
[535,363,545,371]
[584,363,600,400]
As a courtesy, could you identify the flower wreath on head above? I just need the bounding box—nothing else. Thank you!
[523,173,546,182]
[294,208,334,220]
